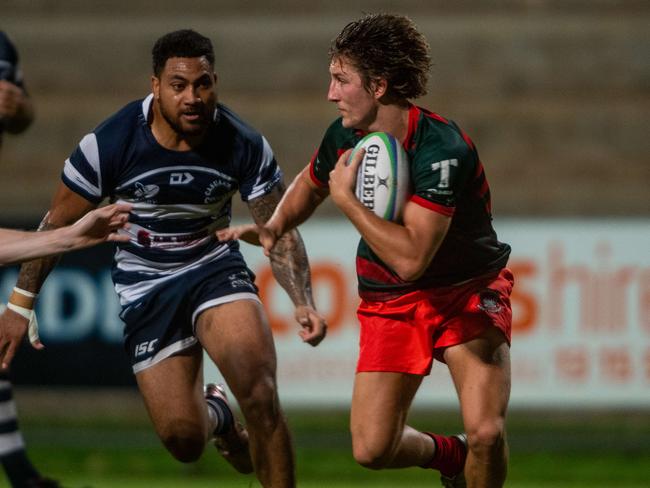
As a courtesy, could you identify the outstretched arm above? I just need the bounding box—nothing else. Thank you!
[0,183,98,367]
[217,166,327,252]
[247,180,328,346]
[260,166,328,255]
[0,203,131,266]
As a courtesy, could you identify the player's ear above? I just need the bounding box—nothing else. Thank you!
[372,78,388,100]
[151,75,160,99]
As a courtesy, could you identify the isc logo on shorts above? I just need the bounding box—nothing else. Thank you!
[135,339,159,357]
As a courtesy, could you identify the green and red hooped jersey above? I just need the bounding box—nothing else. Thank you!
[309,104,511,301]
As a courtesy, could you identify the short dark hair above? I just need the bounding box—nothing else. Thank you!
[152,29,215,76]
[329,13,431,101]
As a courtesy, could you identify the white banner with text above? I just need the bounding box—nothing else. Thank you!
[205,219,650,408]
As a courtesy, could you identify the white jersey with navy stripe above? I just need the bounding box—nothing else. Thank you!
[62,94,281,307]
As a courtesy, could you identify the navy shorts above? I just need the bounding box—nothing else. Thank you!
[120,253,260,373]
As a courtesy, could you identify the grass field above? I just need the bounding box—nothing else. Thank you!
[6,390,650,488]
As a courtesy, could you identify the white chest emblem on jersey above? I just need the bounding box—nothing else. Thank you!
[170,172,195,185]
[431,158,458,189]
[133,182,160,199]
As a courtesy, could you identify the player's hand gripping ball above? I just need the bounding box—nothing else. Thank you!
[349,132,410,221]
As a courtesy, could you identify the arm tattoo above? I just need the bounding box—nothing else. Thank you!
[15,218,63,293]
[248,184,314,307]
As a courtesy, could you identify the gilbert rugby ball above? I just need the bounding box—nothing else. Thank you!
[350,132,410,221]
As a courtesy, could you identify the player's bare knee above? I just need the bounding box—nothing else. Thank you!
[237,375,282,427]
[157,419,207,463]
[352,441,393,470]
[162,433,205,463]
[351,432,395,470]
[467,418,506,457]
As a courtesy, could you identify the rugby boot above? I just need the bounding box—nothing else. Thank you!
[205,383,254,474]
[25,477,62,488]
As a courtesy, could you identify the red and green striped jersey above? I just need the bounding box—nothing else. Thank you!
[309,105,511,300]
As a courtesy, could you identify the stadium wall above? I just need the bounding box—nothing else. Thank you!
[1,1,649,219]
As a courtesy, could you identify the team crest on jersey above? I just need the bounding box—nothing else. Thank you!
[133,182,160,200]
[477,289,502,314]
[204,178,234,204]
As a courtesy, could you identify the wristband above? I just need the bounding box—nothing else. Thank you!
[6,302,41,346]
[13,287,38,299]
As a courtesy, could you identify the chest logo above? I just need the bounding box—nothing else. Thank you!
[204,179,233,204]
[170,172,195,185]
[431,158,458,189]
[133,182,160,199]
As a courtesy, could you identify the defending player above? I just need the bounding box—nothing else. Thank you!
[221,14,513,488]
[0,32,34,141]
[0,29,326,488]
[1,30,56,488]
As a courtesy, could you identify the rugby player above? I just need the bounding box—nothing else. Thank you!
[0,32,33,140]
[1,30,57,488]
[0,29,326,488]
[221,14,514,488]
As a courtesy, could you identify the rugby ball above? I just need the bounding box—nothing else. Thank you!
[350,132,410,221]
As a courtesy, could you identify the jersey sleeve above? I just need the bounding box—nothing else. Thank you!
[409,130,477,217]
[62,132,109,204]
[62,100,145,204]
[239,135,283,201]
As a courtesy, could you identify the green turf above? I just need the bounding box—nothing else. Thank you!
[3,408,649,487]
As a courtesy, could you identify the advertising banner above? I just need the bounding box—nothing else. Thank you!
[1,219,648,407]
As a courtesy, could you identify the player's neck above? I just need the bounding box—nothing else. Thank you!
[150,103,205,151]
[366,103,410,144]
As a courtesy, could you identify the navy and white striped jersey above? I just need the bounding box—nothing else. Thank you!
[0,32,24,88]
[1,31,26,139]
[62,94,281,307]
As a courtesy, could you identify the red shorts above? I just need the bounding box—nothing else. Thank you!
[356,268,514,375]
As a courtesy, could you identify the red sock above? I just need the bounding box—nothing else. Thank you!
[421,433,467,477]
